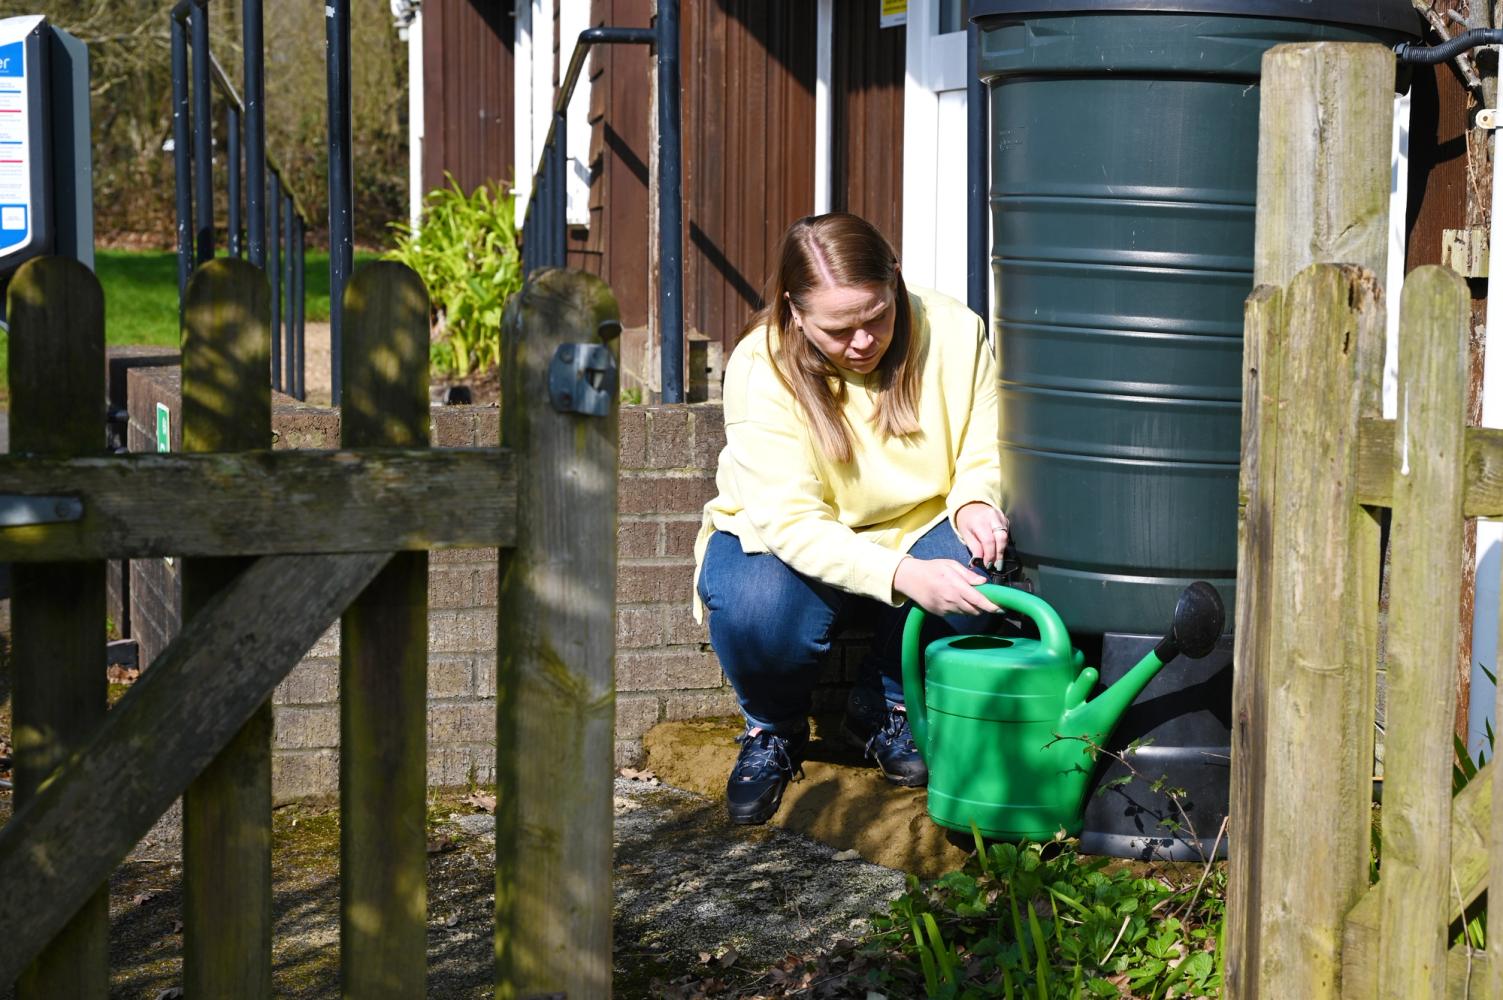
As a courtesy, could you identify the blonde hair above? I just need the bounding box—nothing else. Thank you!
[740,213,922,464]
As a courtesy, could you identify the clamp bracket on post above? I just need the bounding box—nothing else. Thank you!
[547,342,618,417]
[0,495,83,528]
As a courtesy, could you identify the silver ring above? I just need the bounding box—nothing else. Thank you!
[992,526,1007,534]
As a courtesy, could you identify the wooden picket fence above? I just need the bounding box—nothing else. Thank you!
[0,256,621,998]
[1227,260,1502,999]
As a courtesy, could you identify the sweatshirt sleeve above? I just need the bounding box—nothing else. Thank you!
[721,356,909,605]
[945,312,1004,527]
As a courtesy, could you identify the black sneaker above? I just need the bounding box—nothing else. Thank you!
[725,727,808,825]
[845,706,928,787]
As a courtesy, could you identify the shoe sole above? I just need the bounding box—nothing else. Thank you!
[841,720,927,788]
[727,783,785,825]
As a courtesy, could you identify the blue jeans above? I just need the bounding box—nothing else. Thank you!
[696,520,1000,734]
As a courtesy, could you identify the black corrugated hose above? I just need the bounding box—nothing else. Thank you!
[1396,28,1503,63]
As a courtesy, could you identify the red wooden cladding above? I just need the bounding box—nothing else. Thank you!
[682,1,817,350]
[421,0,515,198]
[832,1,905,257]
[570,0,655,327]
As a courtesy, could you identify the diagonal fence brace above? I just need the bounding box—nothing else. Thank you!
[0,551,392,986]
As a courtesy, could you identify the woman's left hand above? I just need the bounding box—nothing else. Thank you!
[956,502,1010,571]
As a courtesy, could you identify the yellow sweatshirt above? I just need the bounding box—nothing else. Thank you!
[692,285,1002,621]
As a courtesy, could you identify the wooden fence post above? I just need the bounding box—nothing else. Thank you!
[1251,43,1396,287]
[339,262,432,995]
[1229,40,1395,1000]
[1225,283,1282,998]
[494,269,621,999]
[180,259,274,998]
[6,256,110,997]
[1228,264,1383,999]
[1375,265,1470,998]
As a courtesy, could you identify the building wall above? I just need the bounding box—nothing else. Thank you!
[681,1,817,350]
[421,0,516,197]
[832,1,905,254]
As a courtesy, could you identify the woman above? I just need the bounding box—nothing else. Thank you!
[692,213,1009,826]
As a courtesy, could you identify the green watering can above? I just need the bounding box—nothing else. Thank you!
[900,581,1225,841]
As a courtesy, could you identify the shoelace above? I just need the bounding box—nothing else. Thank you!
[732,730,802,782]
[867,711,913,756]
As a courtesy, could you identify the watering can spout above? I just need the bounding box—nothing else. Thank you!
[1063,581,1228,745]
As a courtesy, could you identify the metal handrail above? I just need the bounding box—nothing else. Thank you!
[520,4,684,402]
[169,0,310,400]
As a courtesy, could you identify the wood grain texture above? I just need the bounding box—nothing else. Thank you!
[1494,588,1503,1000]
[1357,420,1503,517]
[178,259,275,999]
[1226,283,1283,1000]
[1344,760,1495,997]
[1233,264,1383,999]
[494,269,620,999]
[0,449,515,560]
[1252,43,1396,288]
[5,256,110,997]
[339,262,432,997]
[0,552,389,989]
[1376,266,1471,998]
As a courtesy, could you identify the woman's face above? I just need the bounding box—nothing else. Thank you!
[788,281,897,375]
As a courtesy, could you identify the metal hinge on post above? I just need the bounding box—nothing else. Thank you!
[0,495,83,528]
[548,342,618,417]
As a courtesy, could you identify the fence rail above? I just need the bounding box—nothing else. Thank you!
[0,256,620,997]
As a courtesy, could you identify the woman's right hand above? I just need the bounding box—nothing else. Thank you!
[893,557,1000,617]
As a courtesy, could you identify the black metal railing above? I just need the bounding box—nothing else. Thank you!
[520,0,685,403]
[170,0,310,400]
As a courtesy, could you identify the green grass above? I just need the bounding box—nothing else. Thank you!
[1,248,381,405]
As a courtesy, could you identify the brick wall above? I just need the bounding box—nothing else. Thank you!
[107,354,865,795]
[613,406,870,767]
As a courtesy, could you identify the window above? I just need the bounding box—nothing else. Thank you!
[939,0,971,34]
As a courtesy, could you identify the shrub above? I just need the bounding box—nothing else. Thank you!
[387,175,523,378]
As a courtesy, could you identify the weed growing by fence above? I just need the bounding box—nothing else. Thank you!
[387,176,523,379]
[861,828,1225,999]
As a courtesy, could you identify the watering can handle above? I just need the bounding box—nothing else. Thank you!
[899,583,1072,757]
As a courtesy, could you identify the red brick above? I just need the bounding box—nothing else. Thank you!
[275,660,339,706]
[274,706,340,749]
[664,605,709,646]
[618,473,717,515]
[616,563,696,605]
[473,406,500,446]
[431,546,500,564]
[663,519,703,559]
[615,740,648,769]
[428,701,495,743]
[618,520,661,560]
[617,650,724,691]
[428,566,475,608]
[690,405,727,468]
[474,569,498,606]
[619,406,648,468]
[662,688,739,722]
[617,606,665,648]
[273,749,339,804]
[616,694,663,739]
[432,408,476,447]
[647,408,694,469]
[428,654,475,698]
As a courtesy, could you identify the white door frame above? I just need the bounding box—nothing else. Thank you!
[902,0,970,299]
